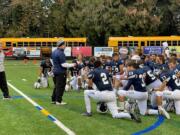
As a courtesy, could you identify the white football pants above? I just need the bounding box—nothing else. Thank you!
[118,90,158,115]
[84,90,131,119]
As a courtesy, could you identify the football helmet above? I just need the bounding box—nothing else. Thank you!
[97,102,108,114]
[34,82,41,89]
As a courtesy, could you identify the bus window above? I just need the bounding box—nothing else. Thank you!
[30,42,35,47]
[47,42,52,47]
[13,43,16,47]
[42,42,47,47]
[156,41,161,46]
[150,41,155,46]
[74,42,78,46]
[129,41,133,46]
[160,41,165,46]
[24,42,28,47]
[141,41,145,46]
[53,42,57,47]
[17,42,23,47]
[173,41,177,46]
[147,41,150,46]
[36,42,41,47]
[178,41,180,45]
[118,41,122,46]
[134,41,138,46]
[167,41,172,46]
[67,42,73,46]
[79,42,85,46]
[123,41,128,46]
[6,42,11,47]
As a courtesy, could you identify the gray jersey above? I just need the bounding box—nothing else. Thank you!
[0,51,5,72]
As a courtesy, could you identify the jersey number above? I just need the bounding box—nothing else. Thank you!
[139,74,146,87]
[147,71,156,80]
[101,73,109,85]
[172,75,180,87]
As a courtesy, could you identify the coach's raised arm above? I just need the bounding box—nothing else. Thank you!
[51,40,76,105]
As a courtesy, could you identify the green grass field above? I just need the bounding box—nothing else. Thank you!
[1,60,180,135]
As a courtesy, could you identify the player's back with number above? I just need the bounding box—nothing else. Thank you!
[160,70,180,91]
[125,68,147,92]
[89,68,113,91]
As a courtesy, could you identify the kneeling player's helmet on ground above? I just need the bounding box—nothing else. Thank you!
[34,82,41,89]
[97,102,108,114]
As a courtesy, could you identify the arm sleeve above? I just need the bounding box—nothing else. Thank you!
[127,71,137,79]
[123,79,133,90]
[61,63,75,68]
[88,71,94,79]
[59,52,74,68]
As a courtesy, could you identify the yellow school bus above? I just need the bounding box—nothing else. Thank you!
[108,36,180,53]
[0,37,87,55]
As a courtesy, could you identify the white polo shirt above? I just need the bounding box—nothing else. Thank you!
[0,51,5,72]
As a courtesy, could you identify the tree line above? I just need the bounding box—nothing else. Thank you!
[0,0,179,45]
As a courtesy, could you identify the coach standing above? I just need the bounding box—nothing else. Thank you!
[0,43,11,99]
[51,40,76,105]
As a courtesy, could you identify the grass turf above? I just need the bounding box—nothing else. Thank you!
[0,60,180,135]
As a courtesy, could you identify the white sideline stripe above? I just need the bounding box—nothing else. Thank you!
[7,82,76,135]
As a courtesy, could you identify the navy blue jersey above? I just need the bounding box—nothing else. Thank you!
[141,66,157,85]
[144,61,155,70]
[104,62,111,72]
[124,69,147,92]
[152,63,168,77]
[87,63,94,71]
[160,70,180,91]
[83,59,90,66]
[175,65,180,73]
[177,59,180,64]
[88,68,113,91]
[110,60,123,75]
[40,60,52,77]
[70,59,84,76]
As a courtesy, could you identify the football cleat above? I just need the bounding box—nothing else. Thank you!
[3,96,12,100]
[81,112,92,117]
[158,107,170,119]
[164,100,175,112]
[130,112,141,123]
[55,101,67,105]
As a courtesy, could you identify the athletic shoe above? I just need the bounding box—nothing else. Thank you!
[130,112,141,123]
[158,106,170,119]
[3,96,12,100]
[81,112,92,117]
[55,101,67,105]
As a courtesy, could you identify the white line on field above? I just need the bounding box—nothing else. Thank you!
[7,82,76,135]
